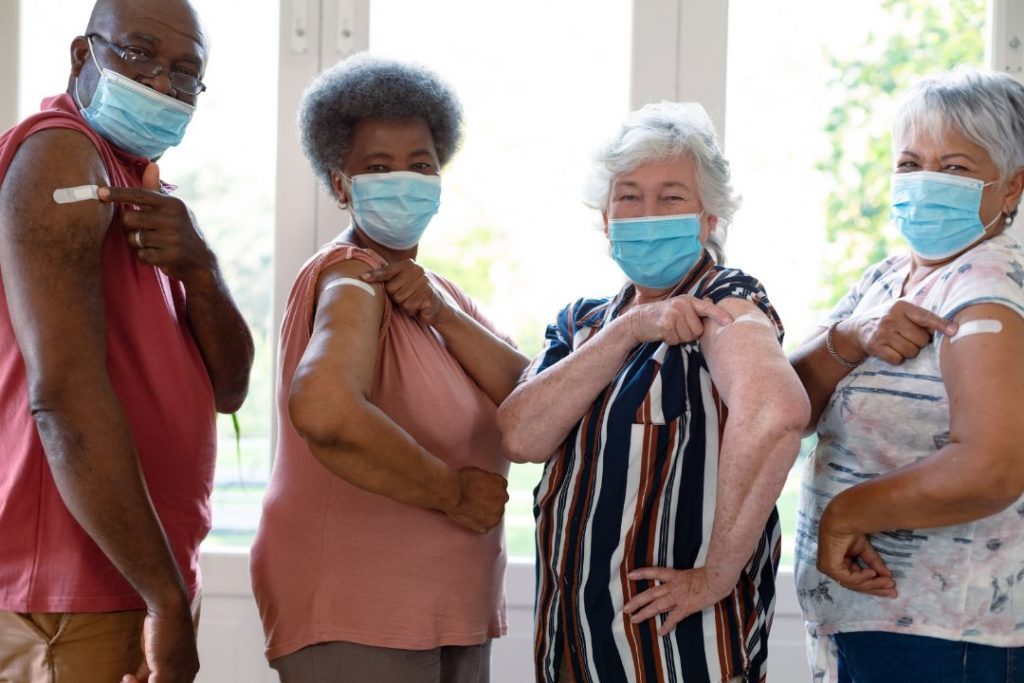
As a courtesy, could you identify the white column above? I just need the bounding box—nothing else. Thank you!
[0,0,20,131]
[989,0,1024,82]
[630,0,730,143]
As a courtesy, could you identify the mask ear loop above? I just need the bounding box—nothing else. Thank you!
[331,171,350,210]
[73,36,104,109]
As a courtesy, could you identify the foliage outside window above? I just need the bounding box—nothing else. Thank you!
[819,0,986,308]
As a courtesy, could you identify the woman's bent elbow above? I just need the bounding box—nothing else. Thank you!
[500,430,537,464]
[288,383,357,449]
[990,467,1024,513]
[498,420,553,464]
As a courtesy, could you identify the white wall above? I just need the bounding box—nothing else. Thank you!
[196,551,810,682]
[989,0,1024,81]
[0,1,19,132]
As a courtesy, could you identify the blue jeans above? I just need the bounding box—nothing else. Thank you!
[834,631,1024,683]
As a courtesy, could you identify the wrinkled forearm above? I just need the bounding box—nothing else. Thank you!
[292,391,462,513]
[789,327,856,434]
[826,440,1024,534]
[497,315,637,463]
[182,263,254,413]
[432,306,529,405]
[32,386,190,614]
[703,408,804,579]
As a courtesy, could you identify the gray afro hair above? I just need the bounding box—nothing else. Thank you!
[299,52,464,193]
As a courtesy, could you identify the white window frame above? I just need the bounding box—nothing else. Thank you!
[631,0,729,138]
[0,2,20,132]
[989,0,1024,80]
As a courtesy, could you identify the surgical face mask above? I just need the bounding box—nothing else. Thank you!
[345,171,442,250]
[608,212,704,289]
[890,170,1000,260]
[74,37,194,160]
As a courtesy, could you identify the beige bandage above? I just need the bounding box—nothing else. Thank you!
[322,277,376,297]
[950,319,1002,344]
[52,185,99,204]
[715,312,771,335]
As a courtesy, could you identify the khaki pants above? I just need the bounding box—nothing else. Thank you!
[270,639,492,683]
[0,594,200,683]
[0,609,146,683]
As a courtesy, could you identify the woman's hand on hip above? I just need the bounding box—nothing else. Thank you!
[626,296,733,346]
[622,565,735,636]
[817,497,898,598]
[361,259,452,326]
[841,301,957,366]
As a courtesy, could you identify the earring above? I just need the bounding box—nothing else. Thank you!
[337,197,349,210]
[1006,212,1015,227]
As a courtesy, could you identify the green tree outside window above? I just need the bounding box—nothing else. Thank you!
[819,0,986,309]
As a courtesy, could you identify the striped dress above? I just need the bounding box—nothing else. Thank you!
[526,253,784,683]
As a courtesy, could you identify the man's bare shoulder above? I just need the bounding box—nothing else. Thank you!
[0,127,113,247]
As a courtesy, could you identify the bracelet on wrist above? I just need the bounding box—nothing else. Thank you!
[826,319,862,369]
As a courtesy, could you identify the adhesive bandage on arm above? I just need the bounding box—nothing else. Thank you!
[52,185,99,204]
[950,319,1002,344]
[715,312,772,336]
[322,277,376,297]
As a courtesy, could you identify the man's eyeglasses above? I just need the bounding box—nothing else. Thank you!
[87,34,207,96]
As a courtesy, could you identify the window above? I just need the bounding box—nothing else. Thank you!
[367,0,632,558]
[17,0,279,548]
[724,0,988,564]
[15,0,1004,565]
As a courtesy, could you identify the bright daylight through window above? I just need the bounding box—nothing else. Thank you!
[17,0,993,563]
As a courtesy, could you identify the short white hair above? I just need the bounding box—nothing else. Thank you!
[894,69,1024,191]
[583,101,741,262]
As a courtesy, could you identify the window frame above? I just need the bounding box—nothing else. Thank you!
[0,2,20,131]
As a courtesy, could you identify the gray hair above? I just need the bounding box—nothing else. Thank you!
[583,101,741,263]
[298,53,464,193]
[894,69,1024,193]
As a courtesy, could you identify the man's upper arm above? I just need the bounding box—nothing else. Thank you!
[0,128,113,393]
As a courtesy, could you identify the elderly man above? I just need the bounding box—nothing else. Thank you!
[0,1,253,681]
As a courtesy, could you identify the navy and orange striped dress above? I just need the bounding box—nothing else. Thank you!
[526,253,783,683]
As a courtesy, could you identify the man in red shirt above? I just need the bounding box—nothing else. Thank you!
[0,1,253,681]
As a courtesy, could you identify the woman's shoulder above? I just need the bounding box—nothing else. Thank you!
[696,264,773,301]
[930,233,1024,315]
[282,239,387,317]
[298,239,386,281]
[564,293,619,329]
[955,231,1024,267]
[939,233,1024,291]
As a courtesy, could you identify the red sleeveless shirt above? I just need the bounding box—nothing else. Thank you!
[0,94,216,612]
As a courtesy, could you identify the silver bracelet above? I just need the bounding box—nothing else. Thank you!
[826,320,861,369]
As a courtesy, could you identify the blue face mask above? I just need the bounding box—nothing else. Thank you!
[890,171,999,260]
[74,37,195,160]
[608,213,704,289]
[346,171,442,250]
